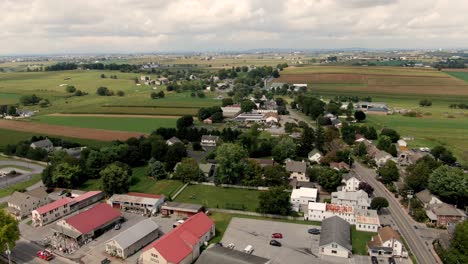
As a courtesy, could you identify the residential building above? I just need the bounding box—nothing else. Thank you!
[199,163,214,178]
[166,137,183,146]
[290,187,318,212]
[368,226,408,258]
[331,118,342,128]
[140,212,215,264]
[107,192,165,215]
[195,245,271,264]
[355,209,380,232]
[263,112,279,123]
[330,162,350,171]
[160,202,204,218]
[308,149,322,163]
[340,172,361,192]
[221,105,241,118]
[374,151,392,167]
[319,216,352,258]
[32,197,73,227]
[157,77,169,85]
[415,189,443,208]
[7,187,49,220]
[306,202,356,224]
[331,190,370,209]
[106,219,160,259]
[201,135,219,147]
[426,203,466,227]
[285,160,308,182]
[54,203,122,246]
[397,140,407,148]
[30,138,54,152]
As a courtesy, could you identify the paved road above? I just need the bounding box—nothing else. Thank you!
[354,162,439,264]
[7,238,70,264]
[0,160,45,189]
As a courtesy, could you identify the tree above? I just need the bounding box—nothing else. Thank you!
[177,115,194,130]
[431,146,457,165]
[222,97,234,107]
[419,99,432,107]
[240,100,257,113]
[211,111,223,123]
[341,124,357,145]
[39,99,50,108]
[387,144,398,157]
[19,94,41,105]
[354,142,367,157]
[65,85,76,93]
[147,158,166,180]
[405,156,441,192]
[41,165,54,187]
[370,197,389,211]
[272,69,280,78]
[428,166,467,205]
[376,135,392,151]
[354,110,366,122]
[215,143,248,184]
[316,167,342,192]
[0,209,20,254]
[378,160,399,184]
[151,139,168,161]
[242,160,264,186]
[173,158,201,183]
[315,125,325,151]
[358,182,374,196]
[263,164,289,186]
[100,73,106,78]
[116,90,125,96]
[272,137,296,162]
[96,86,111,96]
[380,128,400,143]
[52,162,81,188]
[257,187,291,216]
[443,221,468,264]
[165,142,187,171]
[7,105,16,116]
[100,162,131,195]
[364,126,378,140]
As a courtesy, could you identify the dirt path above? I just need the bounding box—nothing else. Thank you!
[48,113,181,118]
[0,120,146,141]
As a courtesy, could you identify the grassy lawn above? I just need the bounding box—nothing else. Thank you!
[445,71,468,82]
[0,174,41,198]
[33,115,177,133]
[351,226,376,255]
[174,184,262,212]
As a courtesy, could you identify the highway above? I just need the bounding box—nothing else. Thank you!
[354,162,439,264]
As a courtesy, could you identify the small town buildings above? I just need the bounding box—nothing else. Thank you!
[415,189,443,208]
[107,192,165,215]
[157,77,169,85]
[106,219,160,259]
[330,162,350,171]
[221,105,241,118]
[426,203,466,227]
[7,187,49,220]
[355,209,380,232]
[54,203,122,246]
[374,151,392,167]
[160,202,204,218]
[331,190,370,209]
[306,202,355,224]
[269,82,285,90]
[308,149,322,163]
[32,197,73,227]
[285,160,308,182]
[319,216,352,258]
[201,135,219,147]
[290,187,318,212]
[166,136,183,146]
[368,226,407,258]
[140,212,215,264]
[30,138,54,152]
[195,245,271,264]
[340,172,361,192]
[235,112,264,122]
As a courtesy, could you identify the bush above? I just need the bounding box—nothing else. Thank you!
[96,86,112,96]
[419,99,432,107]
[65,85,76,93]
[116,90,125,97]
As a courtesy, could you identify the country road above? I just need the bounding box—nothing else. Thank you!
[354,162,439,264]
[0,160,45,204]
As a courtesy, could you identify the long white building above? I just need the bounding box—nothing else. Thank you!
[331,190,370,209]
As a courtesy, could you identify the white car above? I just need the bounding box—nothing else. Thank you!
[244,245,254,254]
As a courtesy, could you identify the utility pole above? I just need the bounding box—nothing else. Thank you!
[5,243,11,264]
[407,190,414,215]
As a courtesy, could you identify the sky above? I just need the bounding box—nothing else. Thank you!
[1,0,467,55]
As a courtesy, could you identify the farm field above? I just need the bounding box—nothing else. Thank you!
[0,92,20,104]
[174,184,262,212]
[33,115,177,133]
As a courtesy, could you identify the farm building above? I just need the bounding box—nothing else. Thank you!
[106,219,160,259]
[140,212,215,264]
[319,216,352,258]
[32,197,73,227]
[7,187,49,220]
[221,105,241,118]
[356,102,389,115]
[54,203,122,246]
[160,202,204,218]
[107,192,165,215]
[195,245,271,264]
[30,138,54,152]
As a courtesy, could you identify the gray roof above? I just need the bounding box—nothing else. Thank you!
[107,219,159,249]
[428,203,465,217]
[342,171,359,181]
[415,189,433,204]
[161,202,204,213]
[195,245,270,264]
[319,216,352,251]
[8,191,40,206]
[167,136,183,144]
[331,119,342,125]
[308,149,322,157]
[285,161,307,174]
[375,151,391,160]
[201,135,219,141]
[31,138,53,148]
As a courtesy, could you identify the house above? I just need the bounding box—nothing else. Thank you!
[195,245,271,264]
[166,137,183,146]
[140,212,215,264]
[355,209,380,232]
[319,216,352,258]
[203,117,213,124]
[269,82,285,90]
[374,151,392,167]
[306,202,356,224]
[160,202,204,218]
[32,197,73,227]
[54,203,122,246]
[397,140,407,148]
[107,192,165,215]
[340,172,361,192]
[426,203,466,227]
[157,77,169,85]
[330,162,350,171]
[415,189,442,208]
[201,135,219,147]
[140,76,150,81]
[263,112,279,123]
[221,105,241,118]
[30,138,54,152]
[106,219,160,259]
[308,149,322,163]
[7,187,49,220]
[368,226,408,258]
[331,190,370,209]
[199,163,214,178]
[285,160,308,182]
[331,118,342,128]
[290,187,318,212]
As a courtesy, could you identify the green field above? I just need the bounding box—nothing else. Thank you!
[351,226,376,255]
[0,92,21,104]
[33,115,177,133]
[174,184,262,212]
[445,71,468,82]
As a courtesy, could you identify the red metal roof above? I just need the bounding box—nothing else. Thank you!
[126,192,163,199]
[65,203,121,235]
[35,198,73,214]
[145,212,214,263]
[71,191,103,203]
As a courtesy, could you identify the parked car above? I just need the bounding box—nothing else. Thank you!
[388,257,396,264]
[371,256,378,264]
[413,225,418,229]
[308,228,320,235]
[269,240,282,247]
[244,245,254,254]
[272,233,283,239]
[114,223,121,230]
[173,219,185,228]
[37,250,54,261]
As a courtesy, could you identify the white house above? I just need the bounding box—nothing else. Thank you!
[355,209,380,232]
[331,190,370,209]
[374,151,392,167]
[319,216,352,258]
[201,135,219,147]
[397,140,407,147]
[285,160,308,182]
[340,173,361,192]
[368,227,408,258]
[308,149,322,163]
[290,188,318,212]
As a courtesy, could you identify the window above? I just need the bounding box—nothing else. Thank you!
[151,253,158,258]
[332,250,337,254]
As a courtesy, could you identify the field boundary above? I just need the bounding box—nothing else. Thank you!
[102,105,202,109]
[49,113,182,118]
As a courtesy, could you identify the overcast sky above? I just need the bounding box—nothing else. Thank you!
[1,0,467,55]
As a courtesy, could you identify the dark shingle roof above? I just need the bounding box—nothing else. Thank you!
[31,138,53,148]
[195,245,270,264]
[319,216,352,251]
[285,161,307,174]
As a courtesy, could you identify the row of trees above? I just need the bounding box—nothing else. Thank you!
[96,86,124,96]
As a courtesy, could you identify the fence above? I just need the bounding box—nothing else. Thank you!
[207,208,304,221]
[190,181,269,191]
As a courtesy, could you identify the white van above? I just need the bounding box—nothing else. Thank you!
[244,245,254,254]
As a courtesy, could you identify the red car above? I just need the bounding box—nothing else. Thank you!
[271,233,283,239]
[37,250,54,261]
